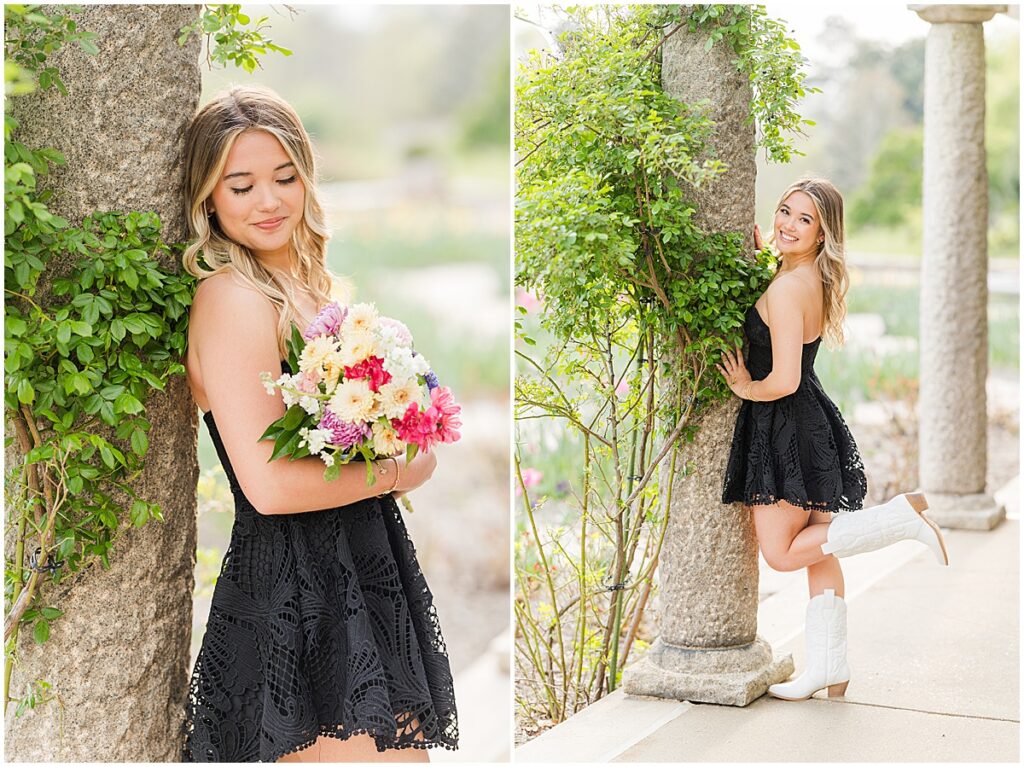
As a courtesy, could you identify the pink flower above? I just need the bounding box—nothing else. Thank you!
[344,356,392,392]
[516,467,543,496]
[318,409,371,449]
[392,403,439,452]
[425,386,462,444]
[516,287,541,313]
[298,369,322,393]
[380,316,413,346]
[615,378,629,398]
[303,302,346,340]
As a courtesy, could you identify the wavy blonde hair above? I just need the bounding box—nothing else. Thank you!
[769,177,850,349]
[182,85,345,359]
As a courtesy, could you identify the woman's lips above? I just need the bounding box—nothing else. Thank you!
[254,216,285,231]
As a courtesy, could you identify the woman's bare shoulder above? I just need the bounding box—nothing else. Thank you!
[764,269,821,319]
[192,270,275,319]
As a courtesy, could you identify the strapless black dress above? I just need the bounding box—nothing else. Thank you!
[722,305,867,513]
[181,362,457,762]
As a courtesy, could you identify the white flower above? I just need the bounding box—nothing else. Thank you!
[320,451,335,467]
[328,379,375,423]
[300,427,333,455]
[371,421,406,457]
[338,329,378,367]
[342,302,379,335]
[277,373,301,407]
[377,324,408,357]
[382,347,429,382]
[260,371,276,395]
[377,379,425,419]
[299,395,321,416]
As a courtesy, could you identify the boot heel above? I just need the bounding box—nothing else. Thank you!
[905,492,929,514]
[827,680,849,697]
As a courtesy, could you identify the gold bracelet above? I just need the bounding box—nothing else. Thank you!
[743,380,755,401]
[387,456,400,494]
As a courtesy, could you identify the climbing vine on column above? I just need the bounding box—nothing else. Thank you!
[514,3,813,728]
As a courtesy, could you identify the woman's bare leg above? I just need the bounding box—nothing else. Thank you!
[276,737,321,763]
[314,733,429,763]
[804,509,844,598]
[752,500,834,572]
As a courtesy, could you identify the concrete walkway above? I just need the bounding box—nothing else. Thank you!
[517,477,1020,763]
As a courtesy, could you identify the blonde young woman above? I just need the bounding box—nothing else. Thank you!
[717,177,948,702]
[179,86,457,762]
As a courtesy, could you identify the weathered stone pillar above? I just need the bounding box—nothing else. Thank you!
[909,4,1006,530]
[4,5,202,760]
[623,16,792,706]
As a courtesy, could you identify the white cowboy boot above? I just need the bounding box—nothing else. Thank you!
[768,589,850,701]
[821,492,949,565]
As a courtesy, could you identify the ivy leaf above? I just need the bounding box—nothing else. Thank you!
[130,428,148,456]
[130,499,149,527]
[17,378,35,404]
[33,620,50,644]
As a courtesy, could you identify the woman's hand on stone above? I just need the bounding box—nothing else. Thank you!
[716,346,752,398]
[754,223,764,252]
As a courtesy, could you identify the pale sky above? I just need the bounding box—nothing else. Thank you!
[516,4,1019,61]
[764,2,1017,64]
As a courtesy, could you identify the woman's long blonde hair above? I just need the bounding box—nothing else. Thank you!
[770,177,850,349]
[182,85,342,359]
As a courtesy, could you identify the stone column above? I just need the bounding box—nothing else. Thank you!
[909,4,1006,530]
[622,17,792,706]
[4,5,202,760]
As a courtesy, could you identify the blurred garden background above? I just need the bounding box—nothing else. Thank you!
[514,4,1018,743]
[189,4,511,742]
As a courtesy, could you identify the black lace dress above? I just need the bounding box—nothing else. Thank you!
[182,363,458,762]
[722,305,867,513]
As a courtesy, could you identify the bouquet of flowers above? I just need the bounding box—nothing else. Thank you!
[258,301,461,511]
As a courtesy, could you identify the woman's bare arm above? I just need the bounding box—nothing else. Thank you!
[191,273,435,515]
[756,275,811,400]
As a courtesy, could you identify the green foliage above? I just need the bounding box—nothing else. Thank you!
[4,4,98,97]
[849,126,922,229]
[179,4,293,73]
[4,209,193,572]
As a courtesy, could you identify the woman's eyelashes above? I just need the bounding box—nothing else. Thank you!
[778,208,812,226]
[230,175,298,195]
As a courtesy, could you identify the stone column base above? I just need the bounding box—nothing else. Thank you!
[622,637,793,707]
[924,492,1005,530]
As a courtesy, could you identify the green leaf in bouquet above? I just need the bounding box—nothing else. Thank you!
[258,414,289,442]
[287,322,305,372]
[267,428,302,463]
[289,443,311,461]
[323,461,341,482]
[358,444,377,486]
[281,405,306,431]
[405,443,419,465]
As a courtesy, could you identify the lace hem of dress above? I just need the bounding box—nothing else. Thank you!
[270,725,458,762]
[734,492,860,513]
[183,724,457,764]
